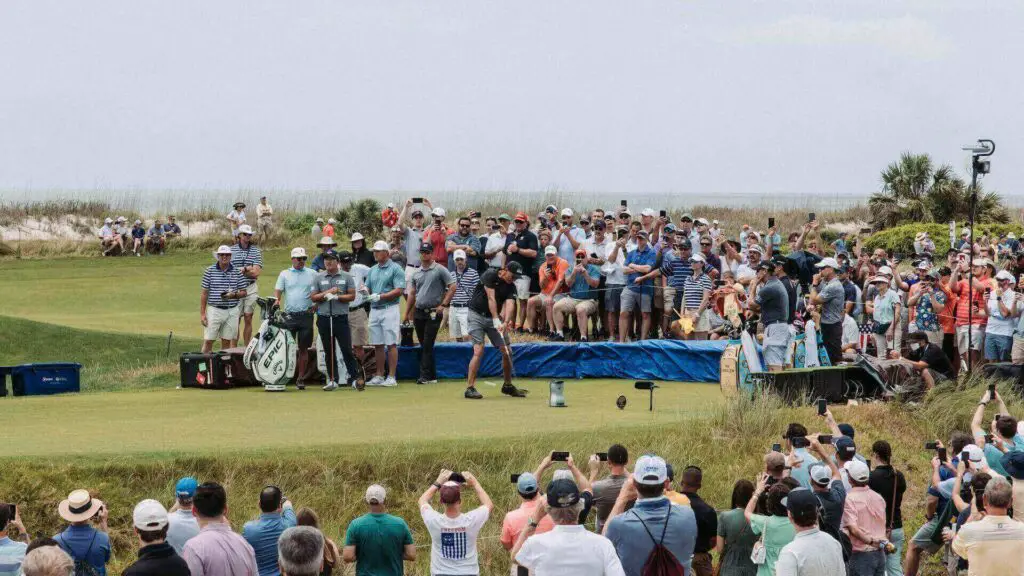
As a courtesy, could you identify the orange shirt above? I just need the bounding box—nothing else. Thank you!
[937,282,956,334]
[422,225,452,264]
[539,258,569,295]
[500,500,554,551]
[322,223,335,237]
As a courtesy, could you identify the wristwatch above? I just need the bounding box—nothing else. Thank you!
[432,483,441,489]
[527,519,539,529]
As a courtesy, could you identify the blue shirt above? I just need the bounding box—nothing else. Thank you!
[660,250,693,289]
[242,507,297,576]
[605,496,697,575]
[445,233,482,270]
[568,264,601,299]
[789,448,821,490]
[274,266,319,313]
[201,263,248,308]
[625,244,657,294]
[131,226,145,239]
[230,243,264,286]
[365,259,406,309]
[163,223,182,234]
[555,226,587,263]
[0,537,27,576]
[55,525,111,576]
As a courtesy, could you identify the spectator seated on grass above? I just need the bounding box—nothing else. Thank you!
[511,477,625,576]
[277,526,324,576]
[343,484,416,576]
[162,215,181,239]
[182,482,258,576]
[123,499,189,576]
[99,217,123,256]
[146,219,166,255]
[242,485,297,576]
[130,219,145,256]
[418,470,493,576]
[54,489,110,576]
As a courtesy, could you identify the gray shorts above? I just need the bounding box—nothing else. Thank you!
[605,284,624,312]
[911,516,942,554]
[468,310,505,348]
[621,289,652,313]
[763,322,792,367]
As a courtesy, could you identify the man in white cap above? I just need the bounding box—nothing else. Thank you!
[342,485,416,574]
[447,249,479,343]
[200,245,249,354]
[809,257,846,364]
[949,257,990,370]
[841,460,888,576]
[230,224,264,347]
[350,232,374,267]
[309,236,337,272]
[423,206,451,266]
[99,217,122,255]
[553,208,586,264]
[528,245,568,335]
[130,219,146,255]
[323,217,336,238]
[604,455,697,574]
[984,269,1018,362]
[123,499,190,576]
[54,489,111,575]
[311,218,323,239]
[275,247,319,389]
[735,245,764,286]
[364,240,406,386]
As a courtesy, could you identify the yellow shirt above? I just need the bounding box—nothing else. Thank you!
[951,515,1024,576]
[665,490,691,507]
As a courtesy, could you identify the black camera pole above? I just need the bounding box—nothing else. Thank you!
[964,139,995,376]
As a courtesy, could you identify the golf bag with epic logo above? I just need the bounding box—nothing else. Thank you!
[243,297,297,391]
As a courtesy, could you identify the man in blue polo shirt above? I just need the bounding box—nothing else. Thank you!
[275,247,319,390]
[230,224,264,347]
[618,230,657,342]
[365,240,406,387]
[242,486,296,576]
[200,245,249,353]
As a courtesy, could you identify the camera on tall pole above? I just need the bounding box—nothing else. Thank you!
[962,139,995,375]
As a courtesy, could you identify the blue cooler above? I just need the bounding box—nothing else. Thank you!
[9,363,82,396]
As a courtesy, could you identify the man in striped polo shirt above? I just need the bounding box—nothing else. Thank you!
[229,224,263,347]
[200,245,249,353]
[449,249,480,342]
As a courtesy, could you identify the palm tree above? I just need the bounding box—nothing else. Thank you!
[868,152,1008,229]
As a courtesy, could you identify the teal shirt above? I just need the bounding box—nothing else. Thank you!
[788,448,821,490]
[749,514,797,576]
[872,289,899,324]
[344,513,414,576]
[569,264,601,299]
[981,433,1024,476]
[274,266,319,313]
[365,260,406,309]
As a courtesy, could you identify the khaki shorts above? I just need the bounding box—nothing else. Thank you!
[663,286,676,311]
[554,297,598,317]
[349,306,369,346]
[1012,337,1024,364]
[204,306,240,341]
[241,283,259,315]
[957,325,984,352]
[653,284,664,310]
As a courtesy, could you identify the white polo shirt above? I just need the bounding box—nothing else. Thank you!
[515,524,625,576]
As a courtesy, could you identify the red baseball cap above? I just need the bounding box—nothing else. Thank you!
[514,212,529,222]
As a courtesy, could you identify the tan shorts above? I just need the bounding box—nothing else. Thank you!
[241,283,259,315]
[204,306,240,341]
[349,306,369,347]
[957,325,984,352]
[653,284,664,310]
[663,286,676,311]
[1012,337,1024,364]
[554,297,598,317]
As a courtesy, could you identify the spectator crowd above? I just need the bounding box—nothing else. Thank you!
[6,390,1024,576]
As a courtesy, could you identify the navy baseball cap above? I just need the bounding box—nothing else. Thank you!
[336,251,354,263]
[546,478,581,508]
[835,436,857,460]
[838,424,856,439]
[323,250,339,260]
[176,477,198,498]
[419,242,434,253]
[784,488,818,516]
[505,261,525,278]
[1002,451,1024,481]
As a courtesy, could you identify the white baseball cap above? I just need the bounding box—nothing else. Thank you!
[317,236,337,246]
[633,455,668,486]
[431,207,446,218]
[133,499,169,531]
[316,217,324,223]
[815,257,840,269]
[544,245,558,256]
[695,218,709,226]
[689,253,706,263]
[877,265,893,276]
[104,217,113,224]
[712,219,719,224]
[560,208,573,217]
[365,484,386,504]
[747,245,764,255]
[350,232,364,242]
[328,218,337,224]
[964,444,985,465]
[237,224,254,235]
[845,460,870,483]
[372,240,389,251]
[641,208,655,217]
[116,216,126,222]
[134,219,142,225]
[454,249,467,260]
[996,270,1016,282]
[215,245,233,256]
[290,247,308,259]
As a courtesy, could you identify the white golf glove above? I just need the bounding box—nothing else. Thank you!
[492,318,503,330]
[324,293,337,302]
[368,293,381,303]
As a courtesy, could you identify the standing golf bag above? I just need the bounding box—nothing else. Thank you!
[243,297,297,391]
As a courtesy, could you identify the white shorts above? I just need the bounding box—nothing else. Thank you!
[369,305,401,346]
[241,283,259,315]
[204,306,240,341]
[514,276,531,300]
[449,306,470,338]
[762,322,792,367]
[404,266,418,295]
[957,325,984,352]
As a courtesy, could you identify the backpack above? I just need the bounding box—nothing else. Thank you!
[56,531,102,576]
[632,507,686,576]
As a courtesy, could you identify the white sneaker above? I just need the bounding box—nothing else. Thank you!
[381,377,398,387]
[322,380,338,391]
[366,375,385,386]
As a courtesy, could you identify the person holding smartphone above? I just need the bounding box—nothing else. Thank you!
[418,470,493,576]
[0,502,29,574]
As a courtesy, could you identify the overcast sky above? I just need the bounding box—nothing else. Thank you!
[0,1,1019,197]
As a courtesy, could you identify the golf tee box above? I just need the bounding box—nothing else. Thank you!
[0,363,82,397]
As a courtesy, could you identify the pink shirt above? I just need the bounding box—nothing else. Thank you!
[182,522,259,576]
[500,500,555,550]
[841,486,887,552]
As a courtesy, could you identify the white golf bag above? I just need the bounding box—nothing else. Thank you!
[243,297,297,391]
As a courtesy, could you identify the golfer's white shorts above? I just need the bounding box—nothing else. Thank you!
[241,283,259,315]
[369,305,401,346]
[762,322,792,367]
[957,325,984,352]
[404,266,418,295]
[449,306,470,338]
[514,276,531,300]
[204,306,240,341]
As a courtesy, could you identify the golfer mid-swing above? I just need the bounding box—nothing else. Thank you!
[311,250,362,391]
[464,261,528,400]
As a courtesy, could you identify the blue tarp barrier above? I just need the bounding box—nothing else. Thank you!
[396,340,727,382]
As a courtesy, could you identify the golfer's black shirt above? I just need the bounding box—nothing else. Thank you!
[469,269,514,318]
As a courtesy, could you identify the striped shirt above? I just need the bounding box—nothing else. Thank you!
[230,243,263,286]
[661,251,693,289]
[451,266,480,306]
[682,272,713,310]
[201,264,247,308]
